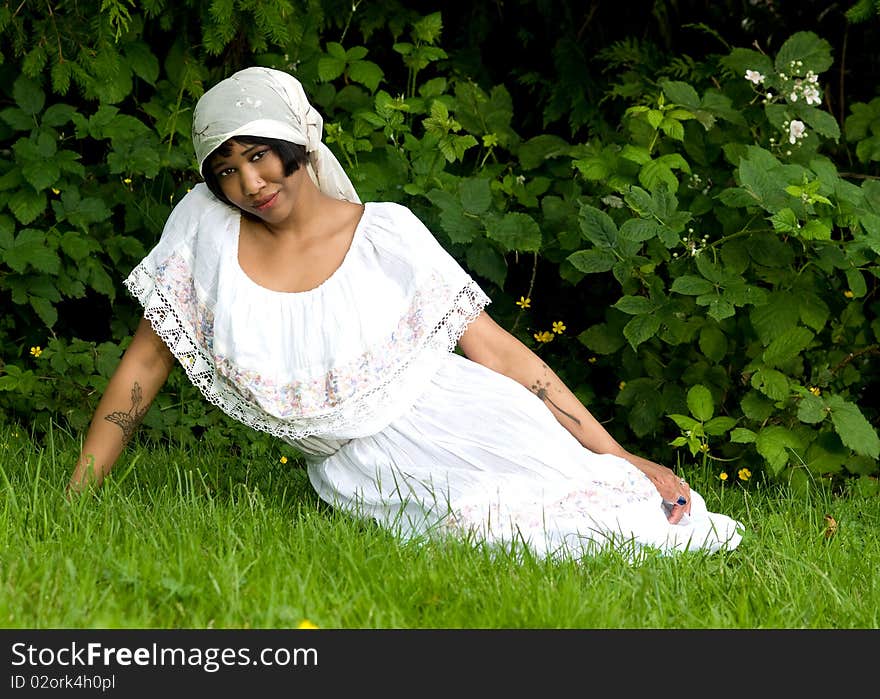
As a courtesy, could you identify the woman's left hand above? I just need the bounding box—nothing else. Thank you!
[624,453,691,524]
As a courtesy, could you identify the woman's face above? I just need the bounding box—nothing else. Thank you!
[210,139,298,222]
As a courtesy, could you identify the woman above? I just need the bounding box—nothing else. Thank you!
[68,66,743,559]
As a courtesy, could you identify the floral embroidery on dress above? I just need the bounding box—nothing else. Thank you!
[124,252,489,443]
[212,273,458,418]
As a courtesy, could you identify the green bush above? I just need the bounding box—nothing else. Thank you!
[0,2,876,488]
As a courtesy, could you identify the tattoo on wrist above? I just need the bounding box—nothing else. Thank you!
[104,382,149,444]
[530,379,582,425]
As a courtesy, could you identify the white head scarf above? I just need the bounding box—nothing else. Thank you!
[191,66,360,203]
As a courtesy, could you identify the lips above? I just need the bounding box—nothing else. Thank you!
[253,192,279,210]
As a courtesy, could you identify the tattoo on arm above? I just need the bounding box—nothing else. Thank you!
[104,382,150,444]
[530,379,582,426]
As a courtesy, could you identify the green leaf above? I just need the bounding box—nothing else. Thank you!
[730,427,757,444]
[317,55,346,82]
[613,295,656,315]
[0,215,14,248]
[621,145,651,165]
[705,416,737,436]
[762,326,814,367]
[668,414,700,431]
[738,155,782,210]
[671,275,714,295]
[697,294,735,322]
[751,368,790,401]
[687,384,714,421]
[770,207,800,233]
[326,42,347,59]
[1,107,34,131]
[60,231,93,261]
[619,218,666,243]
[125,42,160,85]
[756,426,803,474]
[486,212,541,252]
[656,153,690,173]
[518,135,571,170]
[639,160,679,193]
[465,241,506,288]
[20,159,60,192]
[750,292,801,344]
[623,313,661,350]
[661,80,700,108]
[800,106,840,141]
[4,228,60,273]
[717,187,757,208]
[29,296,57,327]
[458,178,492,215]
[41,103,76,127]
[797,393,827,424]
[348,60,384,92]
[741,391,775,421]
[698,324,727,362]
[774,31,833,75]
[845,268,867,298]
[799,293,830,331]
[578,205,618,248]
[8,188,46,224]
[721,48,773,83]
[438,207,480,245]
[567,249,616,274]
[85,258,115,299]
[800,219,832,240]
[827,395,880,458]
[13,75,44,115]
[578,322,626,355]
[346,46,369,61]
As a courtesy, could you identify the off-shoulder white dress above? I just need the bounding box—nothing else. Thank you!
[125,184,743,560]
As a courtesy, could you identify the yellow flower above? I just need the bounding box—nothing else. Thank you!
[279,456,288,464]
[588,356,597,364]
[123,177,132,185]
[738,467,752,481]
[552,321,566,334]
[533,331,554,343]
[516,296,531,309]
[618,381,626,390]
[51,188,60,195]
[843,290,854,298]
[719,472,729,481]
[297,619,319,629]
[809,386,821,396]
[29,346,42,358]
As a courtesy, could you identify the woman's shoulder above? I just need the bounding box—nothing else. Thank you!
[362,200,435,241]
[158,183,235,242]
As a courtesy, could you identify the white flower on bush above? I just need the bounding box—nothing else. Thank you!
[788,120,806,144]
[745,69,765,85]
[784,70,822,106]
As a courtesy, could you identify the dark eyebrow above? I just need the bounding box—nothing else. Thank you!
[211,143,264,172]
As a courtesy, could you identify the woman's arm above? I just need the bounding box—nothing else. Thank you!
[67,317,176,494]
[458,311,691,522]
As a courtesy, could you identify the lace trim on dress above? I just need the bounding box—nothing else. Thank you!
[123,257,490,442]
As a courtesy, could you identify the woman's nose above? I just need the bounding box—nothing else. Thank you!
[241,166,264,195]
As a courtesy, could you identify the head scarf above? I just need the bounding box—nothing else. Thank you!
[191,66,360,203]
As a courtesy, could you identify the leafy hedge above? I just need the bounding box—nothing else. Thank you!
[0,1,877,490]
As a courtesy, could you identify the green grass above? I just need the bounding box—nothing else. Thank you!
[1,421,878,629]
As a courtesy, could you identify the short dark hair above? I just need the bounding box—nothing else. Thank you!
[202,135,309,210]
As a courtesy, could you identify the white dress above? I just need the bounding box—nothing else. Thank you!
[126,184,743,560]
